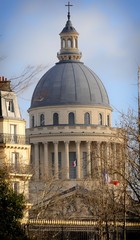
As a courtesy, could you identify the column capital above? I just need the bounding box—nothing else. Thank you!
[34,142,38,146]
[106,141,110,146]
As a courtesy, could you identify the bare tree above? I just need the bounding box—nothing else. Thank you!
[117,110,139,199]
[10,65,46,95]
[27,108,140,239]
[116,109,140,222]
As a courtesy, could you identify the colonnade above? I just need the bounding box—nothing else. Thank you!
[32,141,123,181]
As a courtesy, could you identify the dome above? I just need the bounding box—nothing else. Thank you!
[30,61,110,109]
[30,8,111,110]
[60,19,78,34]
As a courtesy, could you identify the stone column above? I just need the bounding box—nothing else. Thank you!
[100,142,105,168]
[96,142,101,177]
[34,143,39,180]
[96,142,100,166]
[112,143,117,176]
[113,143,117,160]
[86,141,91,177]
[65,141,69,179]
[76,141,81,179]
[44,142,49,179]
[106,142,110,167]
[54,141,58,179]
[117,143,122,181]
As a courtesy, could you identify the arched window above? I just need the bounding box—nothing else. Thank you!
[40,114,45,126]
[107,115,110,126]
[99,113,103,125]
[84,112,90,125]
[68,39,72,48]
[62,39,66,48]
[53,113,59,125]
[31,115,35,127]
[68,112,75,125]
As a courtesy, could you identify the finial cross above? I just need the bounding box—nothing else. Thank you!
[65,1,73,20]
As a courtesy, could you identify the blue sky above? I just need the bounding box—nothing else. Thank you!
[0,0,140,126]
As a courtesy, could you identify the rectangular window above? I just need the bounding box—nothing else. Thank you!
[83,152,87,177]
[51,152,62,178]
[58,152,62,179]
[107,115,110,126]
[12,182,19,194]
[69,152,76,179]
[11,152,19,171]
[31,116,35,127]
[10,124,17,143]
[6,100,14,112]
[51,152,55,176]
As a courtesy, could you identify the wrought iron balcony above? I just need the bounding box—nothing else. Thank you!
[0,133,26,144]
[8,163,33,175]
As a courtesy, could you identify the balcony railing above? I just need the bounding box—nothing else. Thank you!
[8,163,33,175]
[0,133,26,144]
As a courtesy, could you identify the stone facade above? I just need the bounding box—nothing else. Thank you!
[0,77,32,221]
[26,10,125,203]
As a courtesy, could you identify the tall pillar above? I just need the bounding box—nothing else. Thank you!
[65,141,69,179]
[117,143,123,181]
[96,142,101,177]
[113,143,117,176]
[76,141,81,179]
[34,143,39,180]
[44,142,49,179]
[86,141,91,177]
[54,141,58,179]
[39,143,44,180]
[106,142,110,168]
[96,142,100,165]
[102,142,106,172]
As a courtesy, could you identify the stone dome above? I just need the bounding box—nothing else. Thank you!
[30,9,111,110]
[30,60,110,109]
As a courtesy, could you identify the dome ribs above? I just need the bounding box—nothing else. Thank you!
[30,61,110,108]
[71,63,77,101]
[87,67,104,104]
[78,63,92,102]
[59,63,66,102]
[86,66,110,105]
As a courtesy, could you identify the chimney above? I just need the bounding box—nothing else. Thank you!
[0,76,11,91]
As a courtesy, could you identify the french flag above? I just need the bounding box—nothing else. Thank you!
[110,180,120,186]
[72,159,77,167]
[103,171,120,186]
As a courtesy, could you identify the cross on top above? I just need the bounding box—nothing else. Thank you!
[65,1,73,20]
